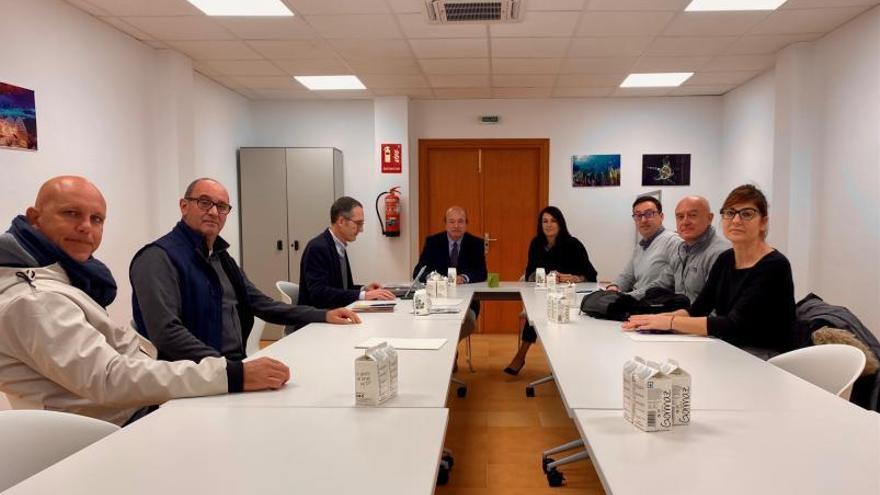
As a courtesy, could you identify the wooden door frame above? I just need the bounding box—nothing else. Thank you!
[417,138,550,248]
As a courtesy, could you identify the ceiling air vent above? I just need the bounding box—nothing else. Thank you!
[426,0,523,24]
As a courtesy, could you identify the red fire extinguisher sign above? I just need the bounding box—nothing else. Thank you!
[381,143,402,173]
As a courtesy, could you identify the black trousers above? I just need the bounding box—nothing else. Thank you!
[521,322,537,343]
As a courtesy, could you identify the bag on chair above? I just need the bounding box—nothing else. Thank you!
[580,290,637,321]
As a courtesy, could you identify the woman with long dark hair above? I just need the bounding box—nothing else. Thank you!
[503,206,597,375]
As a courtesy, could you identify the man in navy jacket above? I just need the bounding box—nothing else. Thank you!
[298,196,394,309]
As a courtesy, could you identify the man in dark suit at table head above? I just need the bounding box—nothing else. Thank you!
[414,207,487,371]
[298,196,394,309]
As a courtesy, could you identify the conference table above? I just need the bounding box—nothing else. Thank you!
[7,282,879,494]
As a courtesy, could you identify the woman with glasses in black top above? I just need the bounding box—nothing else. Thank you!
[623,184,796,356]
[504,206,598,375]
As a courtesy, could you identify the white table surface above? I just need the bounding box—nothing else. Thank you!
[5,406,449,495]
[166,318,460,409]
[574,407,880,495]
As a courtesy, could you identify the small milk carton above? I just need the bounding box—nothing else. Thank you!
[535,268,546,288]
[546,291,558,321]
[425,271,441,299]
[386,345,399,397]
[447,267,457,282]
[546,271,558,290]
[622,356,646,424]
[447,268,458,297]
[413,289,429,315]
[355,342,398,406]
[632,361,673,432]
[563,282,577,311]
[661,359,692,426]
[436,276,449,298]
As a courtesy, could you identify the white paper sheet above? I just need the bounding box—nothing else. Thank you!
[428,298,464,308]
[626,332,713,342]
[356,338,448,350]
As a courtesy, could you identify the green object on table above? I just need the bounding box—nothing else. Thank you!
[487,273,500,288]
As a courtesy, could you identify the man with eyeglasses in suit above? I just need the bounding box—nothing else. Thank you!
[606,196,681,299]
[130,178,360,364]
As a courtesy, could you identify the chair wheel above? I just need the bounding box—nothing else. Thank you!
[542,457,555,473]
[442,453,454,470]
[457,386,467,398]
[546,468,566,487]
[526,386,535,397]
[437,465,450,485]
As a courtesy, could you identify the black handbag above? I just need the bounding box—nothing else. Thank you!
[631,287,691,315]
[580,290,637,321]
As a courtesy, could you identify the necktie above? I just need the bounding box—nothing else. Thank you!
[340,247,349,289]
[450,241,459,268]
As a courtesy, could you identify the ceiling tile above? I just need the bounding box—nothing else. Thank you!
[122,16,233,41]
[647,36,738,56]
[233,75,301,89]
[274,58,352,75]
[248,40,338,59]
[663,11,770,37]
[586,0,690,10]
[781,0,880,8]
[685,71,759,85]
[556,73,626,87]
[552,87,615,97]
[492,87,554,98]
[345,57,422,74]
[420,58,490,74]
[613,87,674,97]
[317,89,373,99]
[251,88,318,99]
[568,37,652,57]
[491,38,569,57]
[330,39,414,58]
[560,57,638,74]
[144,40,169,49]
[527,0,586,11]
[216,17,317,40]
[192,61,222,76]
[99,16,153,40]
[168,41,263,60]
[726,33,822,54]
[360,74,430,88]
[386,0,425,14]
[79,0,201,16]
[411,38,488,58]
[490,11,580,37]
[202,60,287,76]
[751,6,871,35]
[491,58,563,74]
[305,14,403,39]
[373,87,433,97]
[577,11,676,36]
[701,54,775,72]
[64,0,110,16]
[397,14,487,38]
[492,74,556,87]
[632,56,712,72]
[668,84,736,96]
[209,75,246,90]
[288,0,390,14]
[433,88,491,98]
[428,74,490,88]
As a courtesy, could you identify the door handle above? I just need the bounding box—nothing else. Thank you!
[291,240,300,251]
[276,240,283,251]
[484,232,497,254]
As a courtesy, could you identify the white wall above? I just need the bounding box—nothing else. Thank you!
[721,70,776,199]
[409,97,725,280]
[1,0,254,322]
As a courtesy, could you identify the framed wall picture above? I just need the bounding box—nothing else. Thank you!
[0,82,37,151]
[642,154,690,186]
[572,154,621,187]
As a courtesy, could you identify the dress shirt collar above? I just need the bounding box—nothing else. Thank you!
[639,226,665,250]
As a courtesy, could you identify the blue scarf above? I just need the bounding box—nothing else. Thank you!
[8,215,117,308]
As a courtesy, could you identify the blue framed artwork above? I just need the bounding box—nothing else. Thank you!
[0,82,37,151]
[572,154,621,187]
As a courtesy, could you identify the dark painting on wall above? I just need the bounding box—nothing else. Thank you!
[642,154,690,186]
[0,82,37,151]
[572,154,621,187]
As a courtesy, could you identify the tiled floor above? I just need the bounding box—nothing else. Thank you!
[438,334,605,494]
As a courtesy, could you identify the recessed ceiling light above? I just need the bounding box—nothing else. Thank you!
[186,0,294,16]
[685,0,788,11]
[294,75,366,91]
[620,73,694,88]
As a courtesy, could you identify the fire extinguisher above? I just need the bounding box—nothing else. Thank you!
[375,186,401,237]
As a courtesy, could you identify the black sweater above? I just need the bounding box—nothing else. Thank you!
[524,236,598,282]
[690,249,795,352]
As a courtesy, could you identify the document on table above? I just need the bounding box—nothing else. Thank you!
[351,301,397,312]
[356,337,448,350]
[626,332,713,342]
[429,298,464,308]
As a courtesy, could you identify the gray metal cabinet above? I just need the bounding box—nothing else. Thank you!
[238,148,343,337]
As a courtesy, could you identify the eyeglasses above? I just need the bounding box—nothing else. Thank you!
[631,210,659,221]
[344,217,365,228]
[720,207,759,221]
[185,196,232,215]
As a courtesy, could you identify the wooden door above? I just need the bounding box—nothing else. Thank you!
[419,139,549,334]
